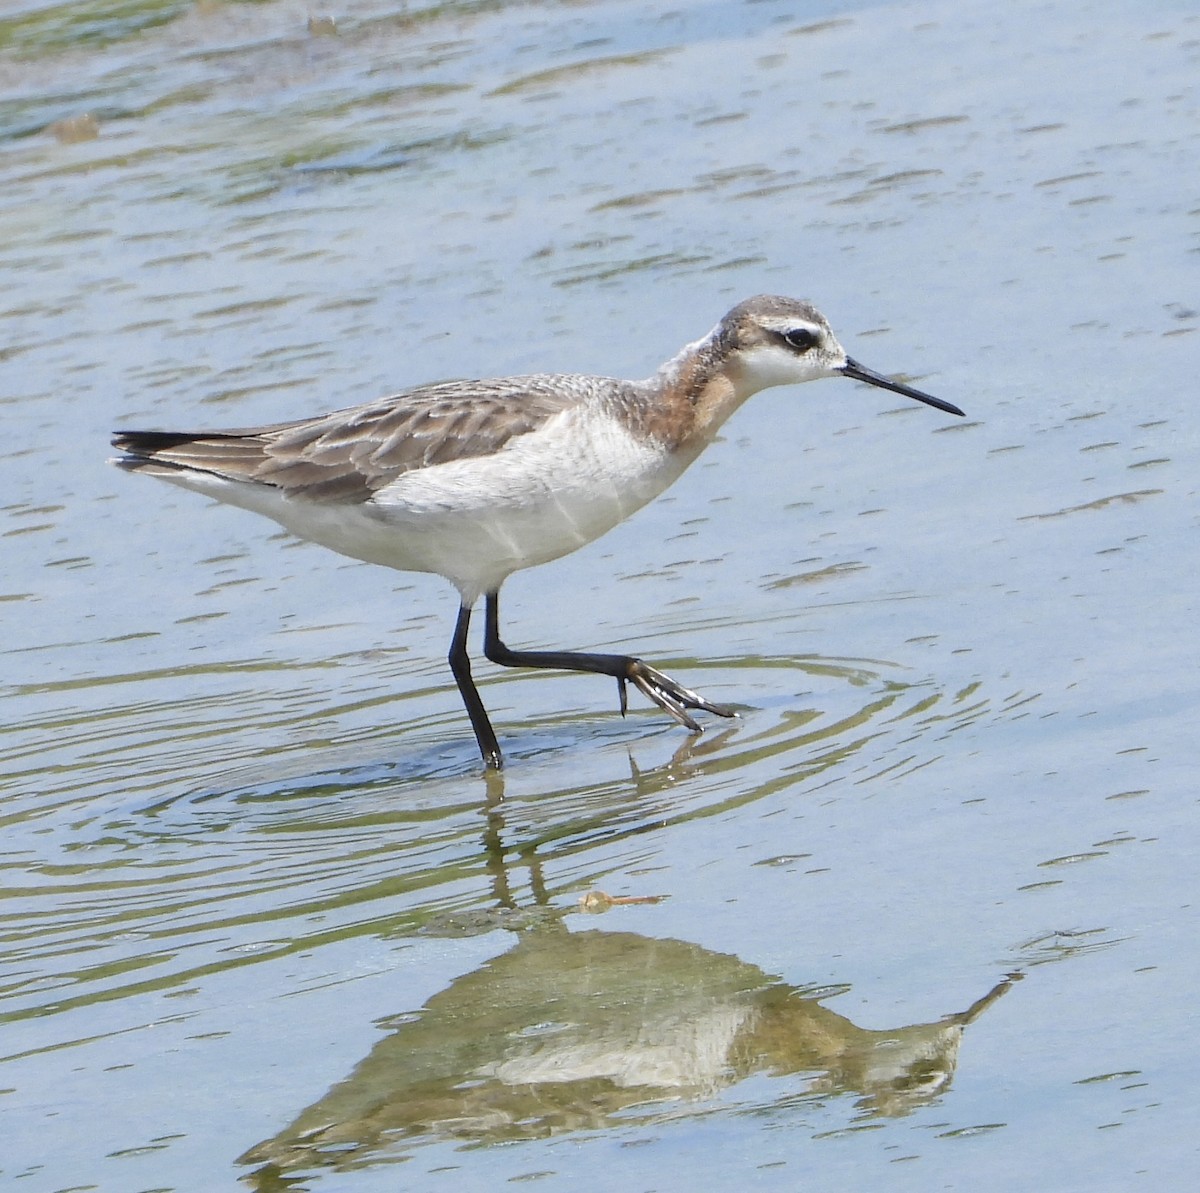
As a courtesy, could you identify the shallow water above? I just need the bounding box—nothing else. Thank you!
[3,0,1198,1189]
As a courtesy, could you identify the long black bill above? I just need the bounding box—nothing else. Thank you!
[841,357,964,417]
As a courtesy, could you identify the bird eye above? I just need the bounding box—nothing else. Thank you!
[783,327,819,352]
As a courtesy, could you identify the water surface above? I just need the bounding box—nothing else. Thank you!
[3,0,1198,1189]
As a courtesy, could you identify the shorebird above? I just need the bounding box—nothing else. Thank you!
[112,295,963,769]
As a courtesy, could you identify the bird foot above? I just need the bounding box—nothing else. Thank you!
[618,660,738,731]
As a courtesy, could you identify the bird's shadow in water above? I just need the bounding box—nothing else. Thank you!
[237,869,1020,1185]
[236,783,1020,1185]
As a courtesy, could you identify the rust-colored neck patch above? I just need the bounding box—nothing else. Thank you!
[613,326,752,453]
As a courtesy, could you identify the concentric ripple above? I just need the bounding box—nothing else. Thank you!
[1,646,1023,1042]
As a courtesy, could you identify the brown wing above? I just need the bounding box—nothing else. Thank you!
[111,378,582,503]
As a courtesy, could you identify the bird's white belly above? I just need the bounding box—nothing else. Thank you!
[364,406,681,599]
[168,406,687,604]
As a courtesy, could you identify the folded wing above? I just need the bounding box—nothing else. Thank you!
[112,378,581,503]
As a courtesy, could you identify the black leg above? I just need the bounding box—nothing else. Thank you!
[482,591,737,731]
[448,603,503,770]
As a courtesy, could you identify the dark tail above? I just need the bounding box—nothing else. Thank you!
[109,428,272,479]
[111,430,208,475]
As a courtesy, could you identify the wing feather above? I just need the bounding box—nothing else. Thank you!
[112,378,588,503]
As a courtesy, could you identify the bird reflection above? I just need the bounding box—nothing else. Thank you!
[240,921,1016,1183]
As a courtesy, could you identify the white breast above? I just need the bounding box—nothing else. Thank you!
[162,404,685,604]
[364,404,680,600]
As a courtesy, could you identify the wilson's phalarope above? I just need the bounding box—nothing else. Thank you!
[112,295,963,769]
